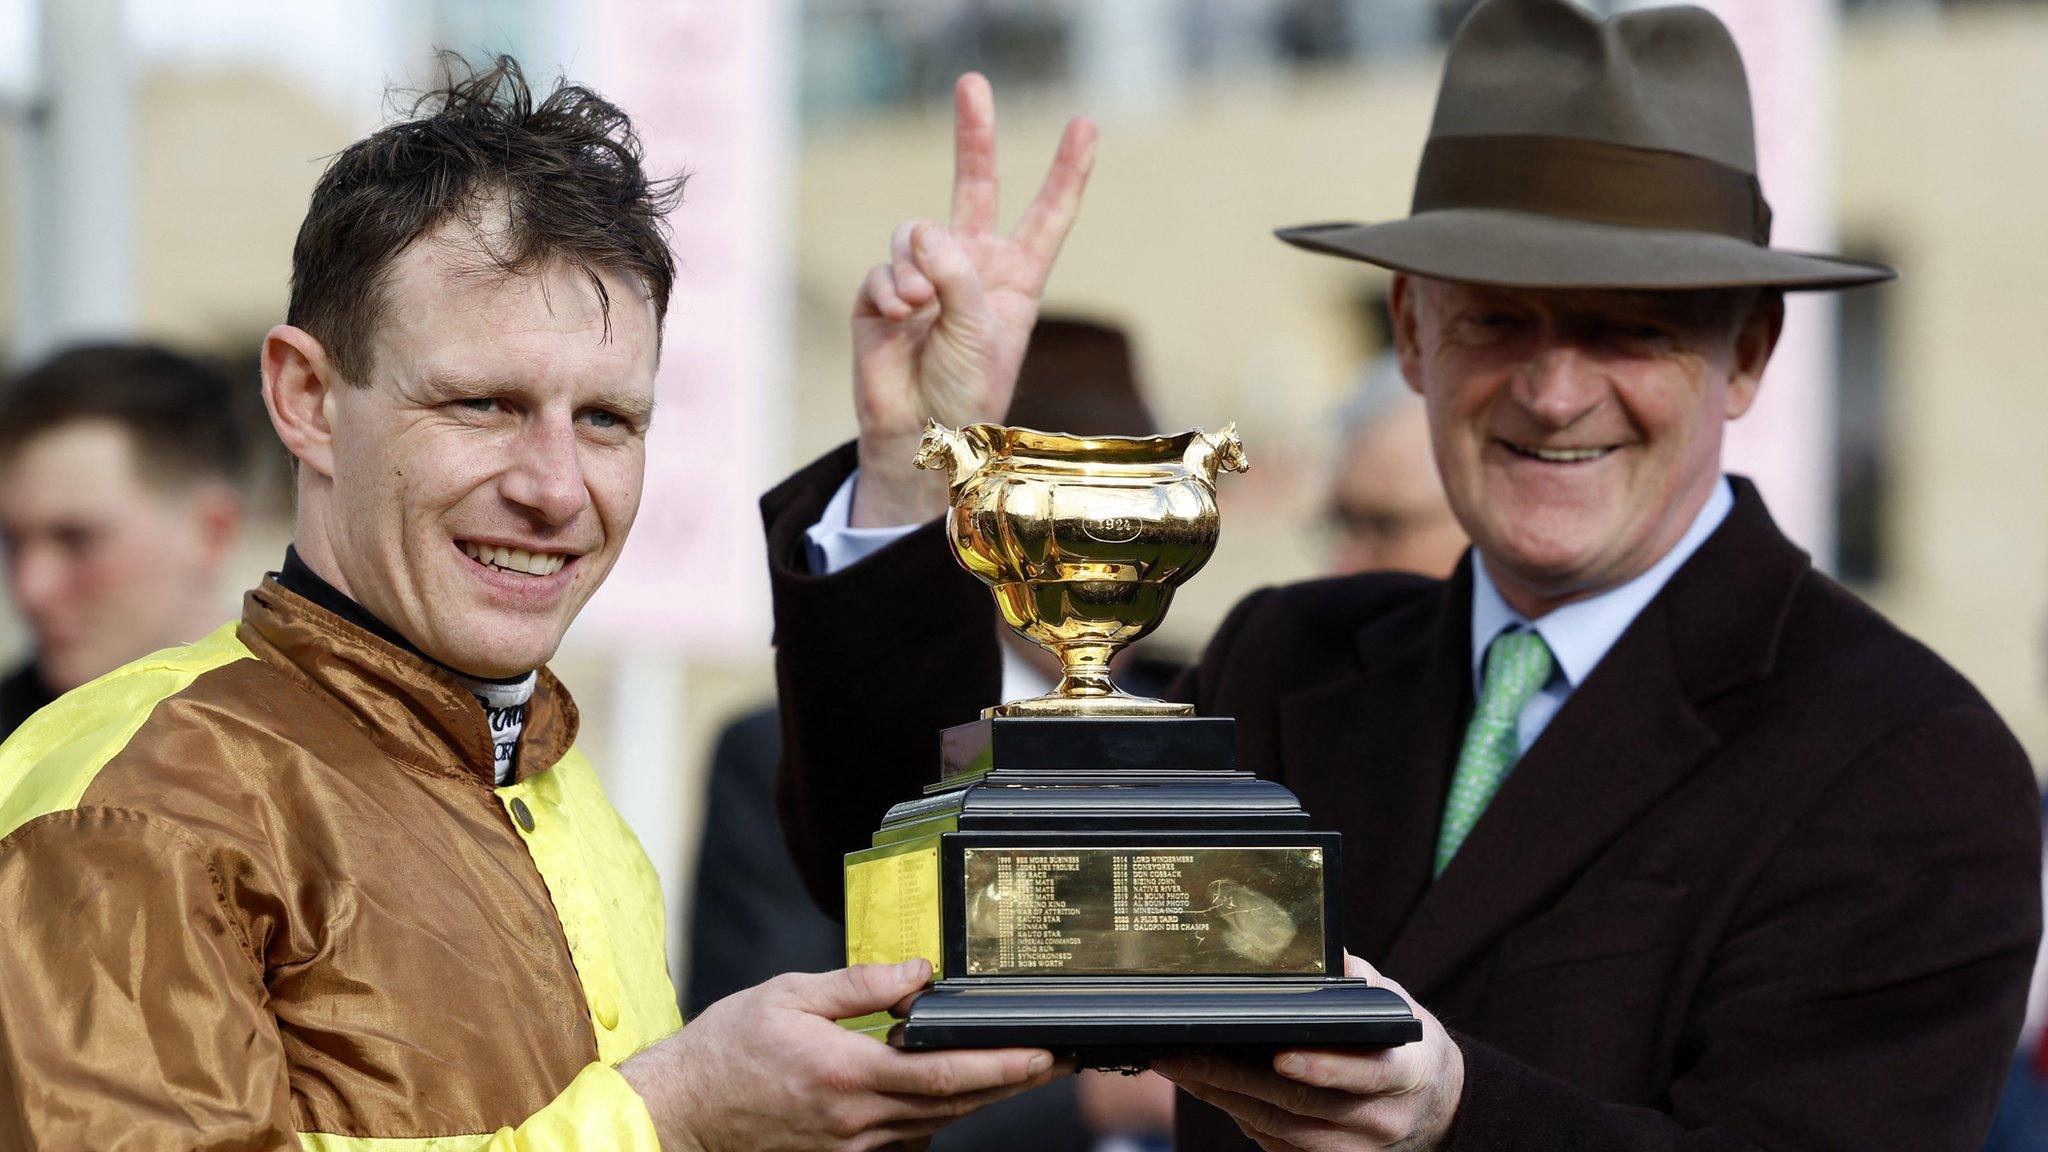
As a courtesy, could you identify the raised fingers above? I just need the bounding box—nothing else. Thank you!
[890,220,938,308]
[865,1044,1053,1098]
[857,263,915,322]
[1011,115,1099,265]
[783,960,932,1021]
[907,224,989,321]
[950,73,1000,235]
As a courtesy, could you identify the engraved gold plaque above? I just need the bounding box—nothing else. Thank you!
[962,846,1327,977]
[845,842,944,975]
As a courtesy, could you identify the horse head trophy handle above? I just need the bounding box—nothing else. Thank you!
[1186,422,1251,487]
[914,420,995,490]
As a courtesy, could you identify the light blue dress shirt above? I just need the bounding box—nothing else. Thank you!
[806,469,919,574]
[1469,477,1734,755]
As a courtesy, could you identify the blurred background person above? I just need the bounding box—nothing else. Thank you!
[1325,355,1466,580]
[688,316,1176,1152]
[0,344,249,740]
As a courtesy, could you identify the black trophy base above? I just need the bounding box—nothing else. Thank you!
[892,977,1421,1068]
[851,715,1424,1069]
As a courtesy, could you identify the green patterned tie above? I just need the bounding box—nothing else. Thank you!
[1435,629,1555,877]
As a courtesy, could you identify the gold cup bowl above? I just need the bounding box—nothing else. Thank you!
[915,420,1248,716]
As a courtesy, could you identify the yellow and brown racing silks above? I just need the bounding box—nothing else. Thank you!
[0,578,681,1151]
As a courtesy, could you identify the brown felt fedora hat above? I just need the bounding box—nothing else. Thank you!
[1276,0,1894,291]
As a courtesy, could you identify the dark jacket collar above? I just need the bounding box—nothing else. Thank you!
[1341,477,1811,994]
[1654,476,1811,702]
[239,569,578,788]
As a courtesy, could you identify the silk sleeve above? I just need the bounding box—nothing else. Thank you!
[0,810,663,1152]
[0,807,298,1151]
[294,1063,661,1152]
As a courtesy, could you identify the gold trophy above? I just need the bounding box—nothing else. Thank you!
[843,421,1419,1060]
[912,420,1247,716]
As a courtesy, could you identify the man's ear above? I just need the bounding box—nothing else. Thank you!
[1388,274,1427,396]
[1724,291,1785,421]
[261,325,342,478]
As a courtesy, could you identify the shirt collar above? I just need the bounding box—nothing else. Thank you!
[452,670,537,711]
[1469,476,1735,691]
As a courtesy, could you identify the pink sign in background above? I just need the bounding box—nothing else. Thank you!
[572,0,793,656]
[1625,0,1842,566]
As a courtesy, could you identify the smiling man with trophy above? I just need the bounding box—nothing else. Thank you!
[760,1,2040,1149]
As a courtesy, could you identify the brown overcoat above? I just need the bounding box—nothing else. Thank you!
[763,443,2041,1152]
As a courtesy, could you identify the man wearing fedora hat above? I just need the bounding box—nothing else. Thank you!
[759,0,2040,1149]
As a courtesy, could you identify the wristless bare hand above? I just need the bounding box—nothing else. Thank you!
[848,72,1097,528]
[620,959,1057,1152]
[1154,954,1464,1152]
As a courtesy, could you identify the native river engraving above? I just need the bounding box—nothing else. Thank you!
[962,846,1326,976]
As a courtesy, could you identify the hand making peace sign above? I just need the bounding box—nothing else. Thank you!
[847,73,1098,528]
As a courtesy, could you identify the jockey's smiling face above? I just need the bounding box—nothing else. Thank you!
[270,216,659,679]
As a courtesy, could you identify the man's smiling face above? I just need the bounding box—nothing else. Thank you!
[319,226,658,678]
[1392,275,1779,616]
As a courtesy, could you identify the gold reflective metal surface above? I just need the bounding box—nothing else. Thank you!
[915,421,1249,716]
[962,846,1326,976]
[845,841,944,976]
